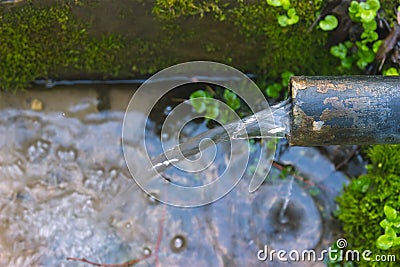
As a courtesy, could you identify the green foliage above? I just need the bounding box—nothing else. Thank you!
[267,0,299,27]
[383,67,400,76]
[376,205,400,250]
[223,89,240,110]
[0,2,124,92]
[319,15,339,31]
[152,0,227,21]
[264,71,294,99]
[330,0,382,71]
[336,145,400,266]
[189,87,241,122]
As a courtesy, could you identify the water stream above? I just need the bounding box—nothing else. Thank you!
[149,99,290,175]
[278,175,295,224]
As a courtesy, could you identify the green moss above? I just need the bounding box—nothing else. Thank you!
[0,1,125,92]
[336,145,400,266]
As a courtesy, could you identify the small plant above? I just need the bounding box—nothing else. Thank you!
[336,145,400,266]
[265,71,294,98]
[189,88,219,120]
[267,0,299,27]
[376,205,400,250]
[189,86,242,122]
[318,15,339,31]
[330,0,382,71]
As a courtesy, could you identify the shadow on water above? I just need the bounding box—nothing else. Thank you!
[0,84,358,266]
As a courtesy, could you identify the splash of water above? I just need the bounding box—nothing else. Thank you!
[278,175,295,224]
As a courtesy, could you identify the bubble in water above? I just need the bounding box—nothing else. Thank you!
[109,168,118,178]
[170,235,186,253]
[56,146,77,161]
[27,139,50,162]
[143,247,152,256]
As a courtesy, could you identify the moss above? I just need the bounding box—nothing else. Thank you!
[0,1,125,92]
[153,0,341,79]
[336,145,400,267]
[2,1,395,92]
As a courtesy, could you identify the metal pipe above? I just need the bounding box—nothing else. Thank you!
[288,76,400,146]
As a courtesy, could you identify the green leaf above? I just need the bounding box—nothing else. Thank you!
[360,9,376,22]
[348,1,359,14]
[223,89,240,110]
[190,90,211,113]
[383,67,399,76]
[277,15,288,27]
[319,15,339,31]
[330,43,347,60]
[384,205,397,221]
[362,20,377,32]
[281,0,291,10]
[287,8,296,18]
[341,57,353,69]
[372,40,382,53]
[380,219,390,229]
[266,83,283,98]
[385,226,397,238]
[366,0,380,12]
[267,0,282,7]
[205,104,219,120]
[287,14,299,25]
[281,71,294,87]
[376,235,393,250]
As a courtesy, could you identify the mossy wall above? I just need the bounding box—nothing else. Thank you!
[0,0,342,92]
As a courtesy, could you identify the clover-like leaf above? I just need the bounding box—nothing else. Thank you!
[266,83,283,98]
[376,235,393,250]
[366,0,380,12]
[372,40,382,53]
[383,67,399,76]
[384,205,397,221]
[319,15,338,31]
[360,9,375,22]
[281,71,294,87]
[330,43,348,60]
[205,103,219,120]
[281,0,291,10]
[190,90,212,113]
[380,219,390,229]
[277,15,288,27]
[223,89,240,110]
[267,0,282,7]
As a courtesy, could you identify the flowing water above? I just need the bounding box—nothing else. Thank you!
[0,84,352,267]
[147,99,290,175]
[278,175,295,224]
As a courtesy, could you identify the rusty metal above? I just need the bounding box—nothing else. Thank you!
[288,76,400,146]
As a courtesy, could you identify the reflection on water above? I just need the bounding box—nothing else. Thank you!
[0,86,349,266]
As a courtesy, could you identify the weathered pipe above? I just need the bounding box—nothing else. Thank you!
[288,76,400,146]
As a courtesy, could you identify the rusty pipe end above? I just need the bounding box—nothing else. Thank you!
[288,76,400,146]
